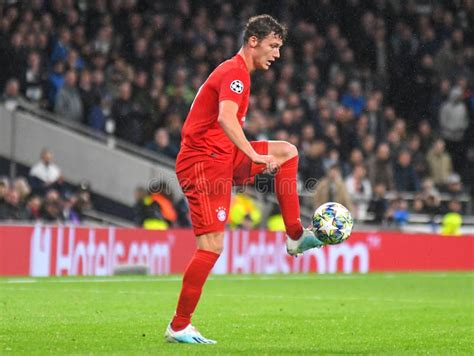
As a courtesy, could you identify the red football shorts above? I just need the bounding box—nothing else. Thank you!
[176,141,268,236]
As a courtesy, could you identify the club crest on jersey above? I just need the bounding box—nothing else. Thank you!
[216,206,227,222]
[230,80,244,94]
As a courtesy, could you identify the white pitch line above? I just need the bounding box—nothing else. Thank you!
[2,275,374,284]
[2,279,37,284]
[0,272,467,285]
[2,287,466,306]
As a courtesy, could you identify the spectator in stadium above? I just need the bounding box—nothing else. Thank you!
[29,148,62,193]
[266,204,285,232]
[387,198,410,227]
[344,148,365,178]
[439,86,469,173]
[174,197,192,228]
[1,31,24,89]
[1,77,25,111]
[106,58,132,97]
[128,37,152,70]
[420,178,441,201]
[91,69,109,100]
[141,183,177,230]
[434,29,465,78]
[62,193,79,223]
[55,69,83,122]
[87,94,113,133]
[443,173,465,200]
[133,186,148,227]
[111,81,144,145]
[65,49,85,72]
[393,150,420,192]
[440,199,463,236]
[345,164,372,220]
[412,54,437,128]
[341,80,365,118]
[145,128,179,159]
[386,128,404,158]
[299,123,316,152]
[13,177,31,205]
[424,193,442,227]
[66,186,93,223]
[408,134,429,180]
[300,139,326,185]
[21,51,46,107]
[229,188,262,230]
[368,183,389,224]
[367,142,395,191]
[363,95,386,144]
[40,189,63,222]
[431,79,452,128]
[47,60,65,108]
[25,195,42,221]
[51,27,71,64]
[412,194,426,215]
[426,138,453,187]
[313,164,354,214]
[132,70,154,135]
[361,134,376,158]
[319,143,336,168]
[78,70,96,122]
[165,112,184,148]
[417,120,436,154]
[92,25,114,56]
[3,188,28,220]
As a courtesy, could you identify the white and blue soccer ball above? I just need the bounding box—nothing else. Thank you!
[312,202,353,245]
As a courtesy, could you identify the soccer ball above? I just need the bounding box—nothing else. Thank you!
[312,202,353,245]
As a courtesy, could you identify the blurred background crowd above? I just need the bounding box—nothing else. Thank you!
[0,0,472,232]
[0,148,92,223]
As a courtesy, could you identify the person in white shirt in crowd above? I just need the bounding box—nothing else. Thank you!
[345,164,372,220]
[29,148,62,193]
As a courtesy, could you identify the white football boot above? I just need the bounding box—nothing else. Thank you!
[286,227,325,256]
[164,323,217,344]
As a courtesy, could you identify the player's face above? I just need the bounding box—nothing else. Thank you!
[253,32,283,70]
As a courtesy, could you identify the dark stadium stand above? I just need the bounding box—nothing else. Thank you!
[0,0,473,230]
[0,156,135,225]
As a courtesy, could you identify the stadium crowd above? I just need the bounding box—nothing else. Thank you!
[0,148,93,223]
[0,0,472,229]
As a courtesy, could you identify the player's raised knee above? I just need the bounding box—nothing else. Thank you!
[283,142,298,159]
[270,141,298,163]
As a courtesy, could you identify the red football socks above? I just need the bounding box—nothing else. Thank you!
[275,156,303,240]
[171,249,220,331]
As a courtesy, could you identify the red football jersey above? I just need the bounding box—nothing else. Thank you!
[179,54,250,161]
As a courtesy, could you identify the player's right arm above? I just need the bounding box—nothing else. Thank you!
[217,100,278,172]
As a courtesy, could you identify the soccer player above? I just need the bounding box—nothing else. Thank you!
[165,15,325,344]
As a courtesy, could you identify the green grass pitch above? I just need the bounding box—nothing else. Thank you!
[1,272,473,354]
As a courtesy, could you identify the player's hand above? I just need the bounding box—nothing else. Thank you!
[251,153,279,174]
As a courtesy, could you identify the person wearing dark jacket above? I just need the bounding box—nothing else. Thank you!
[393,150,420,192]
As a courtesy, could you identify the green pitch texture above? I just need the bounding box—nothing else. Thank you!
[1,273,473,355]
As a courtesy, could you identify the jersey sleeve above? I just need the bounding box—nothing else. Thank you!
[218,68,249,106]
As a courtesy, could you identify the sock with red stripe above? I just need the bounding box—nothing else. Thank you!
[171,249,220,331]
[275,156,303,240]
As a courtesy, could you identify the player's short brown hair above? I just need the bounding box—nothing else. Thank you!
[243,14,287,43]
